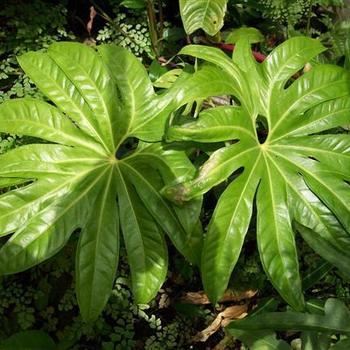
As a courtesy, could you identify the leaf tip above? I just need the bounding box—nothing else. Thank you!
[161,183,190,205]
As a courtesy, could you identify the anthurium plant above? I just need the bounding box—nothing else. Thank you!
[0,42,218,321]
[163,36,350,311]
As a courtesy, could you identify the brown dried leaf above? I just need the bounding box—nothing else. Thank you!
[182,291,210,304]
[220,290,257,304]
[192,304,248,343]
[182,290,257,305]
[158,291,170,309]
[87,6,97,35]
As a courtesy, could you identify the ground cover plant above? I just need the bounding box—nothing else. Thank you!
[0,0,350,349]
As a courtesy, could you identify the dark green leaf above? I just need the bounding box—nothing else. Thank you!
[165,37,350,309]
[227,299,350,334]
[0,331,55,350]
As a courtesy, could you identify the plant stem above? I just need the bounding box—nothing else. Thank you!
[146,0,160,57]
[158,0,164,44]
[306,0,313,37]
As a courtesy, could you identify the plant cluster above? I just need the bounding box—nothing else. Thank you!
[0,1,350,349]
[258,0,311,26]
[96,12,153,59]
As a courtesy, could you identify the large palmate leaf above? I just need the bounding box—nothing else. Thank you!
[0,42,205,321]
[164,37,350,311]
[180,0,228,36]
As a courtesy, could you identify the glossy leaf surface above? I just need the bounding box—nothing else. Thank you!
[179,0,227,36]
[0,42,203,321]
[164,37,350,310]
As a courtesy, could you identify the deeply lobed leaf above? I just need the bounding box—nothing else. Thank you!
[165,36,350,310]
[0,42,212,320]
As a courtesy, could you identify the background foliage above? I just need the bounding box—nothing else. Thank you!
[0,0,349,349]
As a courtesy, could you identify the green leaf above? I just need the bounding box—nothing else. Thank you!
[0,331,55,350]
[227,298,350,334]
[269,65,349,141]
[97,45,154,142]
[302,261,332,292]
[153,69,183,89]
[167,106,256,143]
[301,332,326,350]
[0,42,208,320]
[230,298,350,349]
[98,45,213,142]
[333,338,350,350]
[344,35,350,71]
[76,168,119,322]
[148,60,169,82]
[180,0,228,36]
[165,37,350,309]
[202,160,261,303]
[123,143,202,265]
[116,168,168,303]
[178,45,255,113]
[0,167,107,274]
[229,329,291,350]
[17,51,113,153]
[0,177,27,189]
[47,42,121,152]
[297,223,350,277]
[226,27,264,44]
[257,157,304,311]
[0,99,102,153]
[169,64,238,111]
[306,299,326,315]
[0,144,102,179]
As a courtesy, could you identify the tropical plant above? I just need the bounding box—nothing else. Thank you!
[0,42,215,321]
[163,35,350,311]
